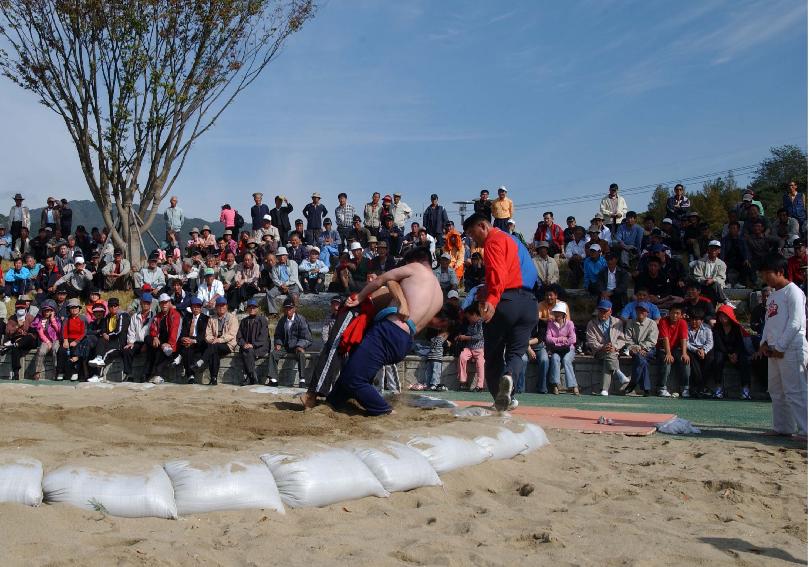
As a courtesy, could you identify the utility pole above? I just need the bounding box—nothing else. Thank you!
[452,200,475,225]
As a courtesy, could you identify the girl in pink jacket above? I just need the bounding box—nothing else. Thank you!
[545,302,579,395]
[30,301,61,380]
[220,204,237,231]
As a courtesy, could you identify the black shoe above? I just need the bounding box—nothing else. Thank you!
[187,374,196,385]
[121,374,129,383]
[298,379,307,388]
[249,374,258,385]
[267,378,278,387]
[210,378,218,386]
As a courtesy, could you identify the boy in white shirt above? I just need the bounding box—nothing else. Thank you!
[758,256,808,439]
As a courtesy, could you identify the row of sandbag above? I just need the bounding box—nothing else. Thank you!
[0,419,548,519]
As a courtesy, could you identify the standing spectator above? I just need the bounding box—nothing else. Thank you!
[250,192,271,232]
[378,215,403,257]
[546,302,578,395]
[59,199,72,236]
[303,192,328,245]
[746,219,780,272]
[625,302,659,396]
[391,192,412,229]
[721,222,751,287]
[656,305,690,398]
[691,240,732,306]
[533,212,565,256]
[177,297,208,384]
[202,296,238,386]
[363,192,383,237]
[231,251,261,308]
[219,204,237,232]
[592,253,630,311]
[40,197,61,232]
[268,297,312,387]
[334,192,356,248]
[473,189,491,222]
[269,195,293,238]
[564,226,587,287]
[163,196,184,242]
[196,267,224,315]
[613,211,643,268]
[585,299,630,396]
[787,238,807,293]
[456,305,485,391]
[236,299,269,386]
[758,256,807,438]
[532,241,559,290]
[782,180,806,231]
[8,193,30,251]
[709,304,752,400]
[665,183,691,221]
[562,216,579,245]
[491,186,513,230]
[599,183,628,233]
[583,244,607,291]
[685,307,713,398]
[423,194,449,246]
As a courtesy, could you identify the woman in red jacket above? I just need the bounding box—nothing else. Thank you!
[57,298,86,381]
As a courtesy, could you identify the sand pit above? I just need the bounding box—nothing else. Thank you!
[0,384,806,566]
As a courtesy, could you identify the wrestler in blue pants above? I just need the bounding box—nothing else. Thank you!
[326,319,413,415]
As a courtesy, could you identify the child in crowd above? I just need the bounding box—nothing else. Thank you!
[656,304,690,397]
[685,307,713,398]
[545,301,577,395]
[457,304,485,391]
[710,304,752,399]
[410,328,449,392]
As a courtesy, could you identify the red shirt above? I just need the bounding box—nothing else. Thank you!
[62,316,86,342]
[657,317,688,349]
[483,228,523,307]
[787,254,807,285]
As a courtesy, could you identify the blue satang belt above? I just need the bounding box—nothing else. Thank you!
[374,306,417,337]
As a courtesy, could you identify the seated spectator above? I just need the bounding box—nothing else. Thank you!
[33,256,59,303]
[219,251,238,301]
[527,300,550,393]
[143,294,182,384]
[51,256,93,300]
[720,221,751,287]
[613,211,643,268]
[634,255,682,310]
[230,251,261,308]
[656,305,690,397]
[774,208,800,248]
[585,224,610,256]
[56,298,85,382]
[434,253,459,296]
[135,252,166,292]
[30,300,60,380]
[660,218,683,252]
[591,213,612,243]
[591,253,629,311]
[236,299,270,386]
[168,278,191,312]
[101,248,131,290]
[197,267,224,315]
[318,218,341,249]
[369,241,397,273]
[77,303,107,381]
[456,304,485,392]
[709,304,752,400]
[299,247,329,294]
[347,216,371,248]
[177,297,209,384]
[640,216,657,250]
[585,299,630,396]
[533,211,565,256]
[254,215,280,244]
[746,219,780,272]
[464,252,485,290]
[268,297,312,387]
[624,302,659,396]
[87,297,130,373]
[562,216,578,245]
[377,215,403,256]
[685,306,713,398]
[121,294,154,382]
[682,283,716,319]
[267,247,302,314]
[691,240,732,306]
[787,238,807,294]
[0,226,10,260]
[444,229,466,280]
[4,256,30,297]
[532,241,559,292]
[546,302,577,395]
[286,233,307,265]
[682,212,703,260]
[564,226,587,287]
[583,244,607,291]
[202,296,238,386]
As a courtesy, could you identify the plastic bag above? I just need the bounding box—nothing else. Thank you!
[657,417,701,435]
[260,446,389,508]
[43,464,178,519]
[473,426,530,461]
[453,406,493,417]
[405,394,457,409]
[0,457,43,506]
[402,434,492,474]
[346,441,442,493]
[164,458,284,515]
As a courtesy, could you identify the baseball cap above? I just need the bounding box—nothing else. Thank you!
[107,297,120,307]
[537,241,550,248]
[551,301,568,314]
[140,293,154,303]
[597,299,612,310]
[567,216,576,222]
[440,252,452,260]
[635,302,652,313]
[742,194,753,201]
[203,267,215,276]
[507,218,515,225]
[331,295,343,304]
[215,296,228,305]
[430,193,438,200]
[350,242,363,251]
[283,297,296,308]
[158,293,172,303]
[588,244,602,252]
[708,240,721,248]
[662,218,673,224]
[447,290,460,299]
[245,298,258,307]
[190,297,203,306]
[263,214,272,221]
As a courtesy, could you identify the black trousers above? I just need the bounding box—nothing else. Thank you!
[179,342,206,377]
[240,345,269,378]
[144,343,174,379]
[227,283,260,310]
[93,337,123,360]
[10,221,22,250]
[483,289,539,399]
[121,342,146,376]
[687,350,709,392]
[204,343,232,383]
[10,334,37,372]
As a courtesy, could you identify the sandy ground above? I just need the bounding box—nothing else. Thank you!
[0,384,806,567]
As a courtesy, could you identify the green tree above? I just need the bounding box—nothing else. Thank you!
[748,145,808,216]
[690,173,740,233]
[645,184,669,220]
[0,0,315,261]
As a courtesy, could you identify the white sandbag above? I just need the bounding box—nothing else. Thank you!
[405,394,457,409]
[260,446,389,508]
[164,459,284,515]
[0,457,43,506]
[346,441,442,493]
[453,406,493,417]
[403,434,492,474]
[510,422,550,453]
[43,464,177,519]
[473,426,530,461]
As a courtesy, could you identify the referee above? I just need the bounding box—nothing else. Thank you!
[463,214,540,411]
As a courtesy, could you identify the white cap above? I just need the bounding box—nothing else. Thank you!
[440,252,452,260]
[309,246,320,253]
[662,218,673,224]
[589,243,602,252]
[350,242,363,251]
[507,218,515,225]
[158,293,172,303]
[498,185,507,192]
[263,214,272,221]
[708,240,721,248]
[276,246,288,256]
[447,290,460,299]
[551,301,568,314]
[312,192,321,198]
[73,256,85,264]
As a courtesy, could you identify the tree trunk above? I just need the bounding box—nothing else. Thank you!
[118,202,145,267]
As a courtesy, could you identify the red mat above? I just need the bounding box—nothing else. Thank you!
[453,401,675,436]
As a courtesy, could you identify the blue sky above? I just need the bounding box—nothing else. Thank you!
[0,0,806,232]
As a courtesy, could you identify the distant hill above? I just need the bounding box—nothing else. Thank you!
[5,200,224,248]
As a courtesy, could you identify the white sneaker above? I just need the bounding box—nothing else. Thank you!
[150,376,164,384]
[3,341,11,347]
[724,300,737,308]
[87,375,101,383]
[658,389,672,397]
[508,398,519,410]
[87,356,103,367]
[267,378,279,386]
[55,374,64,381]
[681,389,690,398]
[494,374,513,411]
[173,354,182,366]
[69,374,79,382]
[600,389,609,396]
[195,359,204,368]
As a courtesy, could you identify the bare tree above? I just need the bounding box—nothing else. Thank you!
[0,0,315,260]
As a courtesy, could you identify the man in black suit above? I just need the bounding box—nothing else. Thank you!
[178,296,209,384]
[270,195,293,239]
[590,253,631,312]
[236,298,269,385]
[267,297,312,387]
